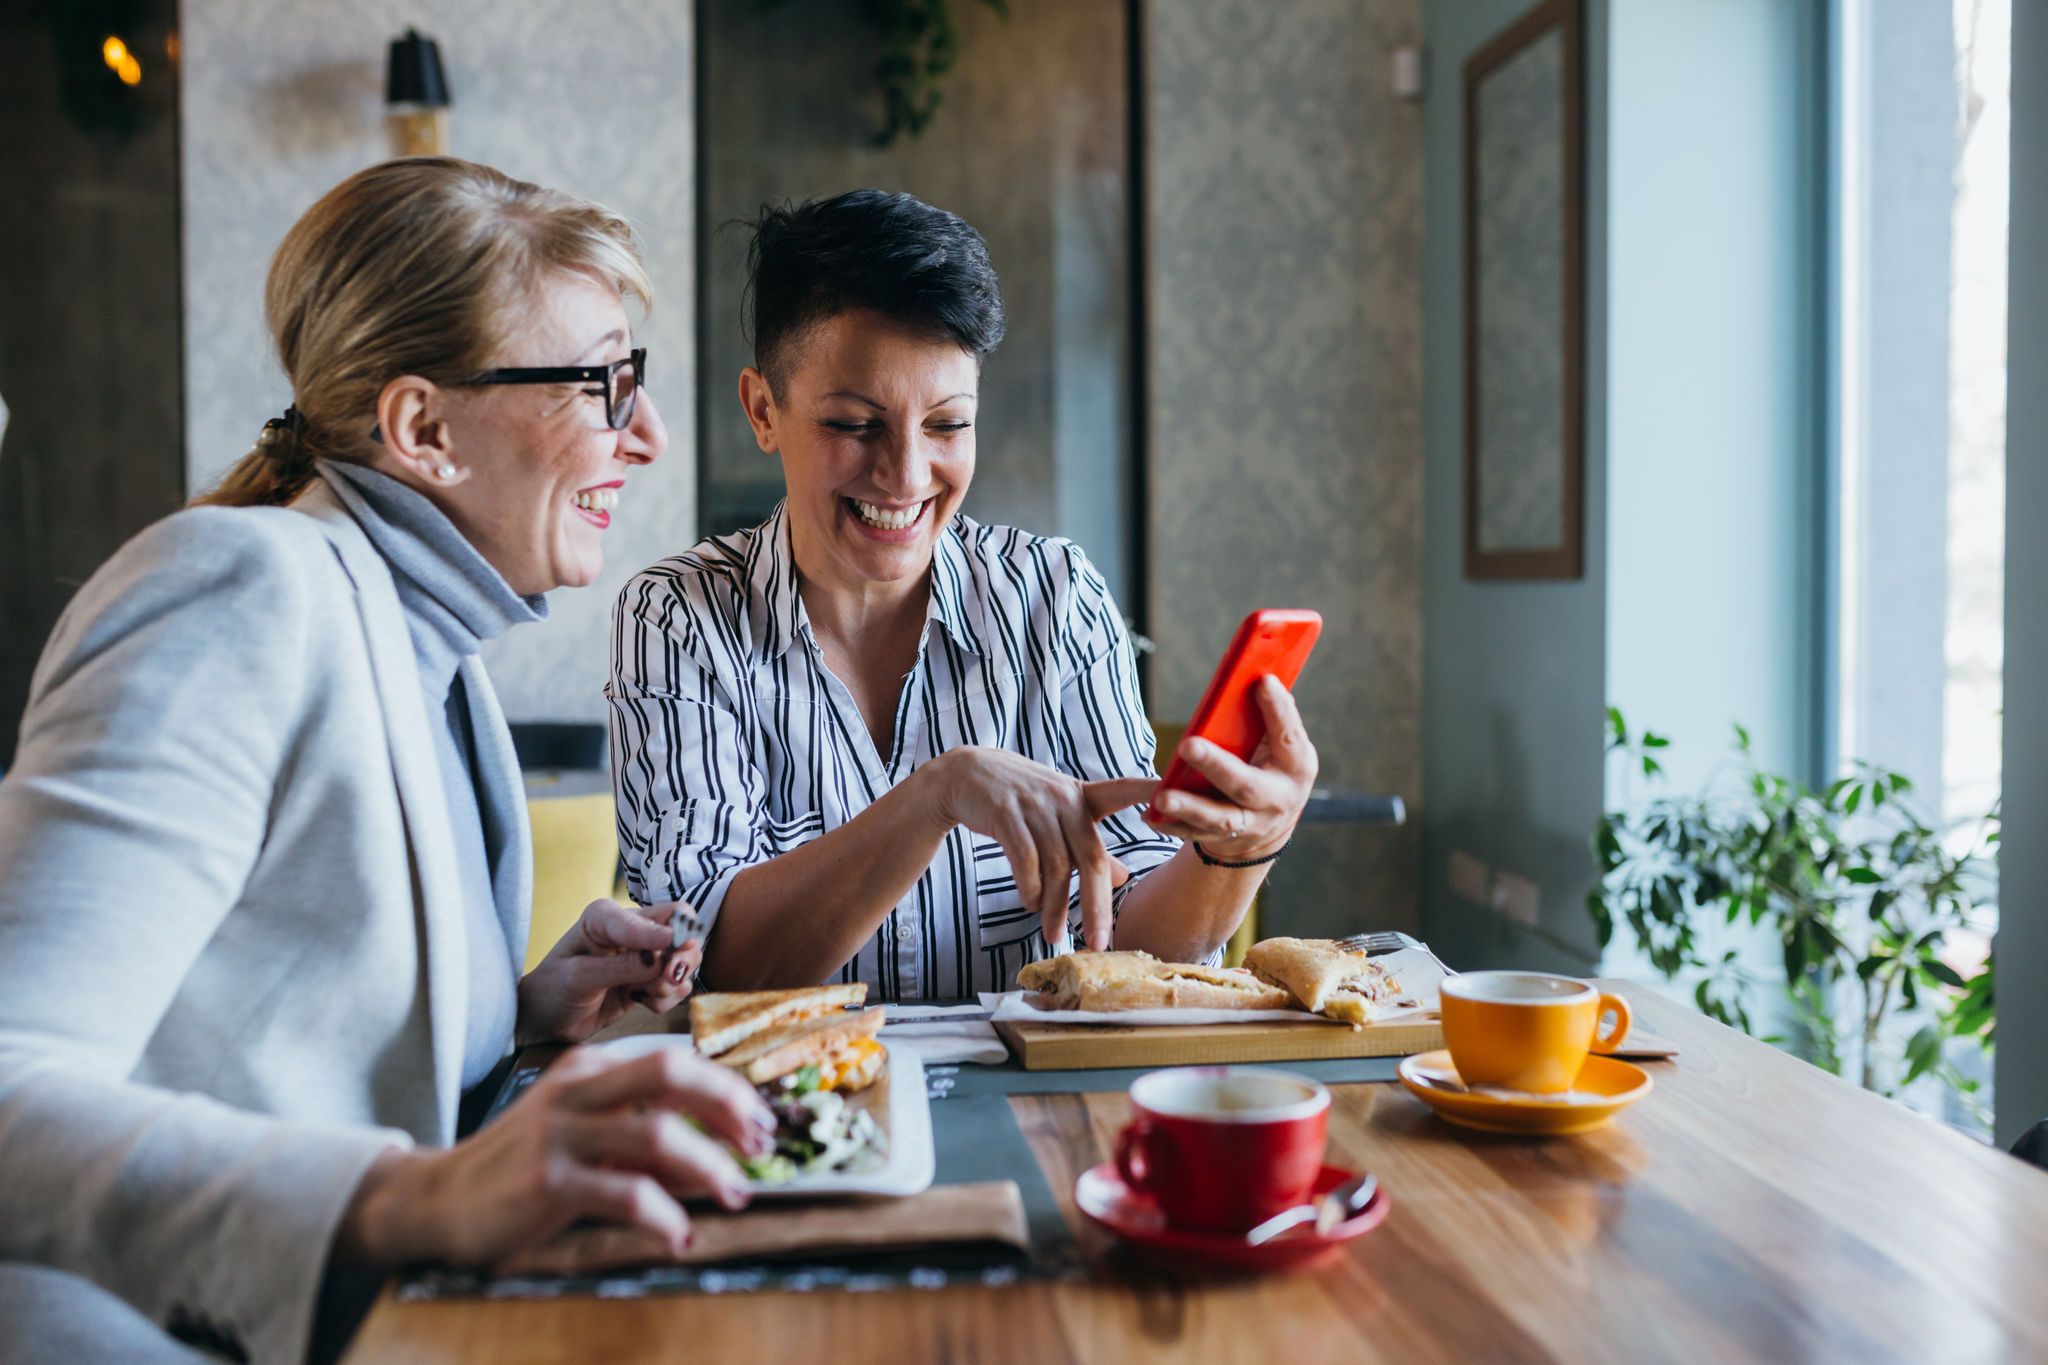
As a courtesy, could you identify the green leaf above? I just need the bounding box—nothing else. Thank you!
[1903,1024,1942,1084]
[1594,816,1623,870]
[1844,785,1864,816]
[1643,733,1670,749]
[1733,722,1752,751]
[1643,755,1663,779]
[1923,959,1967,989]
[1607,706,1627,747]
[1843,867,1882,884]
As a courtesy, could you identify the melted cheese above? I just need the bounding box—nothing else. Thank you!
[821,1036,886,1090]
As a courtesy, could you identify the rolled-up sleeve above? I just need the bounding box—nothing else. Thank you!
[1054,551,1182,922]
[606,574,766,928]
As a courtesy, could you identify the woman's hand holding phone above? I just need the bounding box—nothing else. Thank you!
[1145,675,1317,859]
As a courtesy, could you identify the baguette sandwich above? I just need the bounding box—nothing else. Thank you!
[1243,937,1405,1027]
[688,984,889,1181]
[1017,950,1293,1012]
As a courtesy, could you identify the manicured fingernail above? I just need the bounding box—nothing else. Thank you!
[724,1182,751,1207]
[640,950,656,967]
[678,1229,693,1252]
[670,959,688,983]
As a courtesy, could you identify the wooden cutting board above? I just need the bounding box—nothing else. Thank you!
[993,1016,1444,1070]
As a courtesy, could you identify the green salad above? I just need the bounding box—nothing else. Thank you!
[740,1064,887,1183]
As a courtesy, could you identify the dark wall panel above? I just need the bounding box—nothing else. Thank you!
[0,3,185,762]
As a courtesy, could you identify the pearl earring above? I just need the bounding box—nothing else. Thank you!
[435,464,456,481]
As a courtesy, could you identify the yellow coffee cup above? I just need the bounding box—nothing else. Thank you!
[1438,972,1631,1094]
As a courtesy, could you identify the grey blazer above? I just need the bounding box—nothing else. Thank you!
[0,480,532,1364]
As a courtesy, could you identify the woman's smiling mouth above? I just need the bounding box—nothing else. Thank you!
[572,481,621,527]
[847,496,929,534]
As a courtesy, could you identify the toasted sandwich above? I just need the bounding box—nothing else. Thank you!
[689,983,869,1058]
[1017,950,1293,1012]
[1242,937,1404,1026]
[689,983,889,1183]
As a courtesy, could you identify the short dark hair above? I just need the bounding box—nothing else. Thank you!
[744,189,1006,395]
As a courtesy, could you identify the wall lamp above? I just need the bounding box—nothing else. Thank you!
[385,27,450,156]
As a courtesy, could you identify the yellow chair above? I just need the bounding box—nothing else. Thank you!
[1151,720,1261,968]
[524,791,622,971]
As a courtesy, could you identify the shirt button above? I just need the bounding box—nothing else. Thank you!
[895,921,917,943]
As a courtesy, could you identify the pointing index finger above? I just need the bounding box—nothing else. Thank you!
[1083,776,1160,820]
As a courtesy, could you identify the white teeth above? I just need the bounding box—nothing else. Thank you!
[852,498,925,531]
[572,488,619,512]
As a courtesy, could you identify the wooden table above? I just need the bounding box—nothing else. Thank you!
[343,982,2048,1363]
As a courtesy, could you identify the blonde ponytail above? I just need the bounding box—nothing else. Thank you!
[194,157,652,508]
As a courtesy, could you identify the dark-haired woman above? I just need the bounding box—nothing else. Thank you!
[608,190,1319,999]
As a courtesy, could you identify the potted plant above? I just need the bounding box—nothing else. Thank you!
[1589,710,1996,1126]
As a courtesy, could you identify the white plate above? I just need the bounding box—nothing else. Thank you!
[593,1034,935,1199]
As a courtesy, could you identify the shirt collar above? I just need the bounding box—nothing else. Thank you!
[745,501,987,661]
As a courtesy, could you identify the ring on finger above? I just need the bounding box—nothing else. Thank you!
[1230,811,1247,839]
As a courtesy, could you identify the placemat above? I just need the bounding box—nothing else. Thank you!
[398,1056,1080,1302]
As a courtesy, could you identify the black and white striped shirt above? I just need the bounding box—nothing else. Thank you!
[606,503,1182,1001]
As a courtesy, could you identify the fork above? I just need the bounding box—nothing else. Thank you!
[1334,930,1458,976]
[669,903,707,952]
[1335,930,1422,955]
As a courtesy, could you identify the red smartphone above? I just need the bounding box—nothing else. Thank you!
[1155,609,1322,800]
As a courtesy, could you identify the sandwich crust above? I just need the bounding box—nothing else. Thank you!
[690,983,868,1057]
[1243,937,1403,1026]
[1017,951,1293,1012]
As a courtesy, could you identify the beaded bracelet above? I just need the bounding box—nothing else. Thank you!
[1193,839,1290,869]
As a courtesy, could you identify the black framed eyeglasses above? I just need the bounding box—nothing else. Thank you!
[465,347,646,430]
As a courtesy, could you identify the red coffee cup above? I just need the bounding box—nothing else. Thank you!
[1113,1067,1330,1233]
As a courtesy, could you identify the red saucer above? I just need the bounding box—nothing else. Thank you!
[1074,1162,1389,1274]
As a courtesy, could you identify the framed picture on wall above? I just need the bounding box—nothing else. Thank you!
[1462,0,1585,580]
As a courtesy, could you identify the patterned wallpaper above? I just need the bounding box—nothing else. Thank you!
[179,1,695,724]
[1146,0,1426,933]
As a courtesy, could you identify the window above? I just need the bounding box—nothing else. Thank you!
[1834,0,2007,1119]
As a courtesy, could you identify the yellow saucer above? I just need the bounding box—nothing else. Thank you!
[1398,1050,1653,1136]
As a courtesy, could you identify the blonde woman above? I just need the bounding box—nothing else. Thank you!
[0,159,770,1364]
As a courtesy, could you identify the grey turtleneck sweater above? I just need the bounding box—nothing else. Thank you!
[318,460,547,1089]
